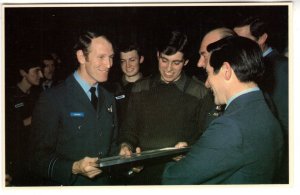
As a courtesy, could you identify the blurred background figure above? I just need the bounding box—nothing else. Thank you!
[5,55,43,186]
[234,15,289,184]
[40,53,57,90]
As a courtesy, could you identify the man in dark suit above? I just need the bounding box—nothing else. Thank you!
[30,31,118,186]
[162,36,284,184]
[234,16,289,183]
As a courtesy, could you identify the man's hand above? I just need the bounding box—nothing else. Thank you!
[23,116,32,127]
[173,142,188,161]
[174,142,188,149]
[119,145,144,174]
[5,174,12,186]
[131,147,143,173]
[72,157,102,178]
[119,143,133,156]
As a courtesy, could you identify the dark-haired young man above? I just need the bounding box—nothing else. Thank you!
[162,36,283,184]
[30,31,118,186]
[118,31,214,185]
[6,57,43,186]
[104,41,144,128]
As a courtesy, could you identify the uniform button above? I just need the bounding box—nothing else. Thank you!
[78,125,81,130]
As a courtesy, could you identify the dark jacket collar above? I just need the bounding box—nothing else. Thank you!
[225,90,264,114]
[121,73,143,87]
[151,72,187,92]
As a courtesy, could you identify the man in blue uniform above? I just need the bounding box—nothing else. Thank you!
[30,31,118,186]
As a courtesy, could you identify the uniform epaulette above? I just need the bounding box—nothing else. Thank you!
[185,76,209,100]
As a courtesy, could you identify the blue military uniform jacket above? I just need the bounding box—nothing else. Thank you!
[30,74,118,186]
[162,90,283,184]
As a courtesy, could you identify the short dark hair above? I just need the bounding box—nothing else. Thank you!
[73,30,112,58]
[17,55,41,73]
[40,53,55,68]
[119,41,143,57]
[157,30,189,59]
[207,36,264,84]
[235,16,267,41]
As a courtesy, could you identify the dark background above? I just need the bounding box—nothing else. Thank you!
[4,4,289,84]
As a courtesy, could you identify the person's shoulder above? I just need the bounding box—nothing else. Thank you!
[6,85,20,96]
[131,75,153,93]
[266,49,288,65]
[190,76,206,88]
[40,79,67,99]
[185,75,209,99]
[268,50,288,75]
[101,81,122,95]
[100,84,115,99]
[203,114,242,146]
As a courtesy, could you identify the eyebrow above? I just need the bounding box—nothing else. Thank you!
[200,51,206,55]
[160,56,183,61]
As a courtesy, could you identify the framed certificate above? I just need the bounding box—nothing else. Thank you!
[97,147,190,168]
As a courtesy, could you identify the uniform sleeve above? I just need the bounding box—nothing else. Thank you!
[29,92,74,185]
[162,117,243,184]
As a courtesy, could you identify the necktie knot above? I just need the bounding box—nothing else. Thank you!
[89,87,98,110]
[90,86,96,94]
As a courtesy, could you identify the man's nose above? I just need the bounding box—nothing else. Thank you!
[104,58,113,69]
[205,79,210,88]
[39,70,44,78]
[126,61,132,68]
[197,57,205,68]
[166,63,172,71]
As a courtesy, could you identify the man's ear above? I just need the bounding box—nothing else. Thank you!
[139,56,145,64]
[19,69,27,77]
[258,33,268,46]
[76,50,86,64]
[156,51,160,60]
[183,59,189,66]
[222,62,232,80]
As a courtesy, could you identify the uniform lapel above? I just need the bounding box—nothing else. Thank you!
[66,75,95,113]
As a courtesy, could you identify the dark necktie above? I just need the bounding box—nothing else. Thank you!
[89,87,98,110]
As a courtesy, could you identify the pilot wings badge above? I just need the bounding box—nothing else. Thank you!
[107,105,113,113]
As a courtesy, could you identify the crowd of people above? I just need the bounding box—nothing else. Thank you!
[5,15,289,186]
